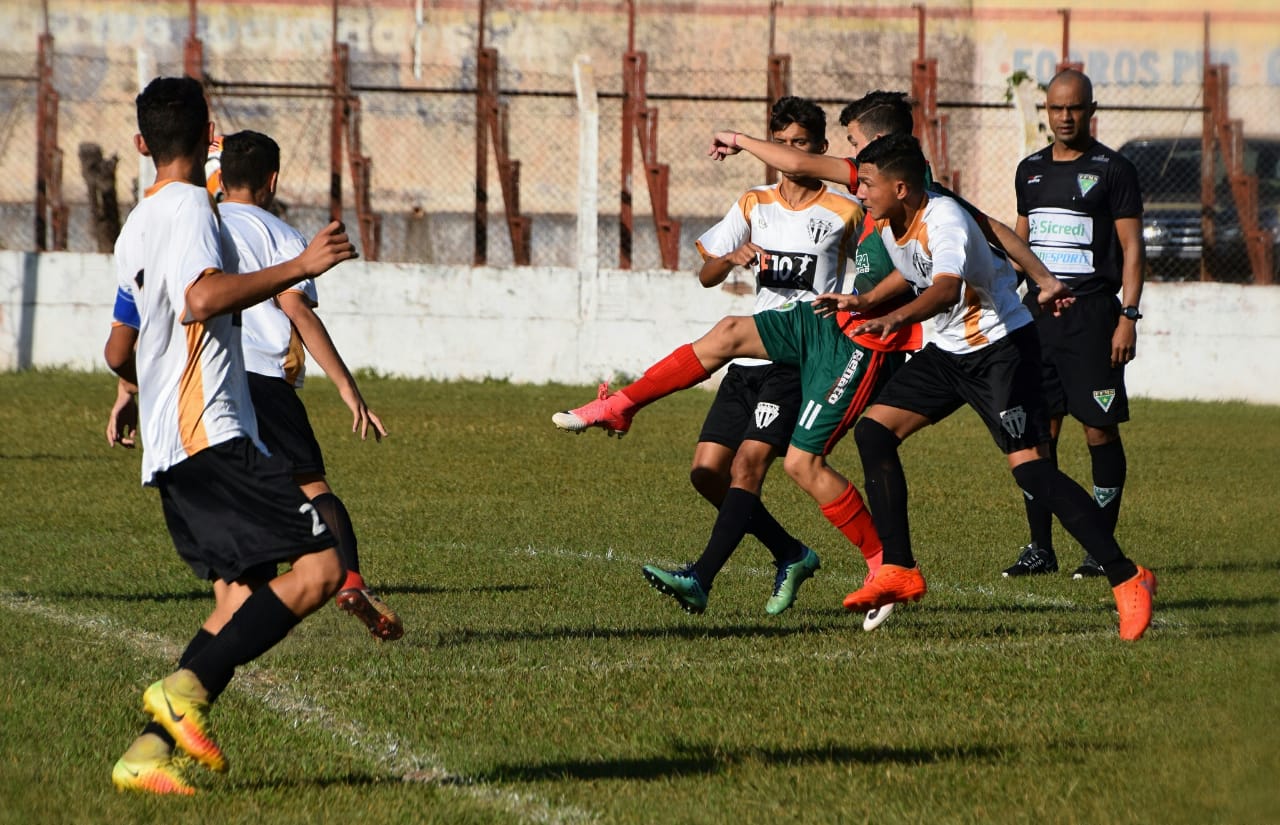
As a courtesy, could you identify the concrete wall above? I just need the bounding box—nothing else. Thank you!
[2,250,1278,405]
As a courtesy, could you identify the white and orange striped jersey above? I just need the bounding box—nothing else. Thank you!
[696,183,862,313]
[219,201,317,388]
[112,180,260,486]
[876,194,1032,354]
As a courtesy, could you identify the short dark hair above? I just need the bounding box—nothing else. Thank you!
[856,133,927,189]
[135,76,208,165]
[219,130,281,191]
[838,91,914,137]
[769,96,826,144]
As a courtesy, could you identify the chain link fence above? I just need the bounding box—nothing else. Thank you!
[2,1,1276,281]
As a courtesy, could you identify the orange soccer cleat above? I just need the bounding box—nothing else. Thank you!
[1113,565,1157,641]
[842,564,927,612]
[552,383,635,438]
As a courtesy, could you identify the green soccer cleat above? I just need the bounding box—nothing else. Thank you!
[641,565,709,614]
[142,671,227,773]
[765,547,821,615]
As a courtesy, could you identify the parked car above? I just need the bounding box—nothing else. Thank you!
[1117,136,1280,282]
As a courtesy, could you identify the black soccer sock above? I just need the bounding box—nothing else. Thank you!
[1011,459,1137,586]
[690,487,760,588]
[143,627,217,747]
[854,418,914,568]
[186,586,301,702]
[311,492,360,575]
[1022,439,1058,553]
[745,503,807,565]
[1088,438,1127,536]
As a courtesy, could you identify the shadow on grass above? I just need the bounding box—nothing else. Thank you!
[1151,559,1280,575]
[28,588,212,603]
[1157,594,1280,611]
[0,453,118,462]
[26,583,535,603]
[433,619,848,647]
[376,583,536,597]
[474,740,1016,783]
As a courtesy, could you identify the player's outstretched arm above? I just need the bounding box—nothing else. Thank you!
[278,291,387,442]
[992,217,1074,317]
[185,222,358,323]
[852,275,962,339]
[813,271,912,317]
[709,131,853,185]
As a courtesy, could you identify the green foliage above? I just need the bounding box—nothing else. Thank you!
[1,371,1278,824]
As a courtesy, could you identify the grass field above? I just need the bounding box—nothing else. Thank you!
[1,370,1278,824]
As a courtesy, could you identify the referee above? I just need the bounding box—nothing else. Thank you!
[1001,69,1146,580]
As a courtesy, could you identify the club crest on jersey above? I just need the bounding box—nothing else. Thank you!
[1093,389,1116,412]
[807,217,834,244]
[1077,173,1100,197]
[999,406,1027,439]
[754,402,781,430]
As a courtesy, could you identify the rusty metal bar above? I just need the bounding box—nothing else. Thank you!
[620,51,637,269]
[474,0,490,265]
[329,4,345,224]
[183,0,203,80]
[34,33,52,251]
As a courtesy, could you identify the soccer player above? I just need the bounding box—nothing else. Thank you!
[1000,69,1145,580]
[708,91,1059,293]
[829,133,1156,641]
[631,97,859,616]
[214,130,402,639]
[105,76,357,794]
[553,192,920,626]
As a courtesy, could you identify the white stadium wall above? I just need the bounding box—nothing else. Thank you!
[2,250,1279,405]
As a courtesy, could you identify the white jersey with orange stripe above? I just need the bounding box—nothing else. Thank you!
[113,180,261,486]
[219,201,317,388]
[696,182,862,313]
[876,193,1032,355]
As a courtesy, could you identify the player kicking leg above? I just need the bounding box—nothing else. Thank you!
[556,296,916,627]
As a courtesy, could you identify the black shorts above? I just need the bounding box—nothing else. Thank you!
[697,362,802,452]
[157,437,334,584]
[1030,291,1130,426]
[873,324,1052,454]
[248,372,326,477]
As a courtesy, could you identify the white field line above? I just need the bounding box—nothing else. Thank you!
[0,591,596,825]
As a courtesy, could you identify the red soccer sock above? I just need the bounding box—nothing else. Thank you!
[618,344,710,409]
[820,482,884,574]
[340,570,366,592]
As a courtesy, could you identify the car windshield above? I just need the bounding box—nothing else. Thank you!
[1120,139,1280,203]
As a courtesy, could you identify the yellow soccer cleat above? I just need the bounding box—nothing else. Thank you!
[112,735,197,796]
[142,672,227,773]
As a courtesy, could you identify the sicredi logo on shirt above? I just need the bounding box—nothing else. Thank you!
[1029,209,1093,245]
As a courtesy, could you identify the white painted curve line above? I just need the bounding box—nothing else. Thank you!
[0,591,596,825]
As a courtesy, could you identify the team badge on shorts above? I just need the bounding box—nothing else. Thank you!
[1093,389,1116,412]
[1077,173,1100,197]
[999,406,1027,439]
[754,402,781,430]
